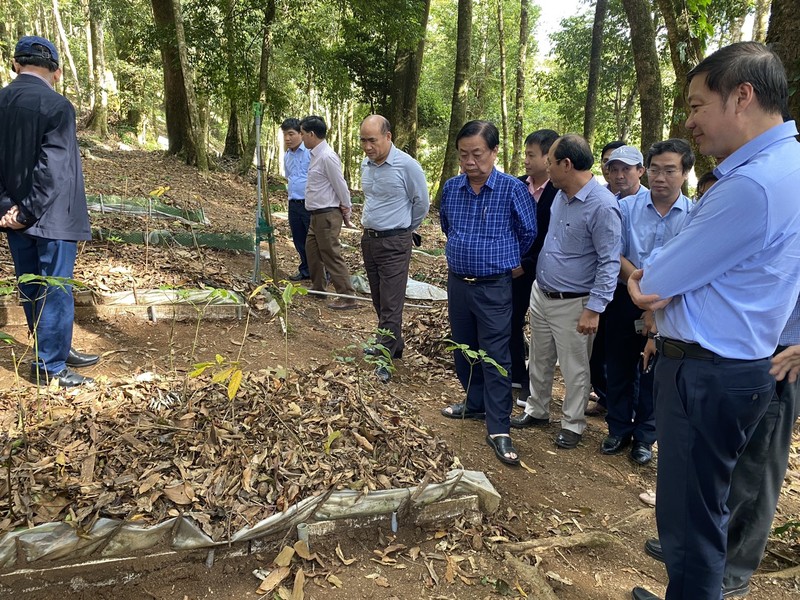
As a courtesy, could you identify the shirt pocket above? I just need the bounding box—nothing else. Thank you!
[480,203,511,240]
[561,225,586,254]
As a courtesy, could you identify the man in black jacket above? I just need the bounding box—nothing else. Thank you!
[0,36,96,387]
[511,129,559,404]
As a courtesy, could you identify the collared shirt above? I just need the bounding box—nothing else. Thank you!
[18,71,53,89]
[526,176,549,202]
[360,144,430,231]
[779,295,800,347]
[305,140,351,211]
[641,120,800,359]
[616,184,648,203]
[440,168,536,277]
[284,142,310,201]
[620,190,692,270]
[536,177,622,313]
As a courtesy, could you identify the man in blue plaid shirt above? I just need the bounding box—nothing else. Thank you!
[439,120,537,467]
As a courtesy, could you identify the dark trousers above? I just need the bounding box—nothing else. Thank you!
[510,272,535,388]
[447,272,513,436]
[604,284,654,443]
[590,311,607,404]
[361,231,412,358]
[288,200,311,277]
[724,356,800,590]
[654,352,774,600]
[6,231,77,374]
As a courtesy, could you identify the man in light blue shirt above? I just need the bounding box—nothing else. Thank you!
[281,118,311,281]
[602,139,694,466]
[511,134,621,450]
[627,42,800,600]
[359,115,429,381]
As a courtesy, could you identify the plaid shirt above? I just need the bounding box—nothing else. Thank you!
[440,169,536,276]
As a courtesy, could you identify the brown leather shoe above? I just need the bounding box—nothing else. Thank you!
[327,297,359,310]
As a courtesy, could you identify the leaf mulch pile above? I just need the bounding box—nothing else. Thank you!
[0,360,454,542]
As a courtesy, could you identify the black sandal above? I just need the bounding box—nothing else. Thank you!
[440,402,486,420]
[486,435,520,466]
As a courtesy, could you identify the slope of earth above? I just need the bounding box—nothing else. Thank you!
[0,138,797,599]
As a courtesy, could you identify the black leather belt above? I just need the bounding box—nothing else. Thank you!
[363,227,410,238]
[289,198,305,202]
[310,207,337,215]
[656,337,717,360]
[540,290,590,300]
[452,272,509,284]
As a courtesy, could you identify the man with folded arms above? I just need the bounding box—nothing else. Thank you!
[628,42,800,600]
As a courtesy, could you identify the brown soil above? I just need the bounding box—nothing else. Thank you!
[0,140,797,599]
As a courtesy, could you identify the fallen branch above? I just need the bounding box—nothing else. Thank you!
[754,565,800,580]
[504,552,559,600]
[502,531,622,554]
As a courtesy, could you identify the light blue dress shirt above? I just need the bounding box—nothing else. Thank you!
[641,120,800,359]
[284,143,310,200]
[620,190,692,271]
[360,144,430,231]
[536,177,622,313]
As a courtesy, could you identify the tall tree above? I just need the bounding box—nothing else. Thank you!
[752,0,769,42]
[767,0,800,122]
[436,0,472,205]
[510,0,530,175]
[583,0,608,150]
[387,0,431,157]
[496,0,509,172]
[86,0,108,136]
[170,0,207,170]
[655,0,714,176]
[238,0,276,175]
[52,0,82,110]
[620,0,662,153]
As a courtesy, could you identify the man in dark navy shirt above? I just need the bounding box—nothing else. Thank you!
[0,36,95,387]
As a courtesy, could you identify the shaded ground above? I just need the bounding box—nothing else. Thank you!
[0,140,797,599]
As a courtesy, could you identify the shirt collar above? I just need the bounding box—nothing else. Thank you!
[571,175,599,203]
[366,143,398,167]
[18,71,53,89]
[644,190,690,213]
[458,167,499,193]
[288,142,307,154]
[715,120,800,179]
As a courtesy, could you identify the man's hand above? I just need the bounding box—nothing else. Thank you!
[642,310,656,337]
[511,266,524,279]
[770,345,800,383]
[628,269,673,311]
[577,308,600,335]
[340,205,354,228]
[0,205,25,230]
[642,337,657,372]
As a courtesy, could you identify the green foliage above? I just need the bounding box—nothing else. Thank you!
[444,338,508,378]
[190,353,243,400]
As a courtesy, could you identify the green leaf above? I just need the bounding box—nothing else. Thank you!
[227,369,243,400]
[324,430,342,454]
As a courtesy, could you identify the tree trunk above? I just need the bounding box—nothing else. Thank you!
[150,0,195,158]
[435,0,472,206]
[86,0,108,137]
[583,0,608,152]
[52,0,82,111]
[221,0,242,159]
[655,0,714,175]
[170,0,207,170]
[238,0,277,175]
[767,0,800,123]
[387,0,431,157]
[620,0,662,154]
[510,0,530,176]
[752,0,769,42]
[497,0,509,172]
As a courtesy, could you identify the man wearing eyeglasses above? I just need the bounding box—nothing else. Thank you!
[601,139,695,465]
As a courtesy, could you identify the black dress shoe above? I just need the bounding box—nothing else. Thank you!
[632,587,662,600]
[644,538,664,563]
[375,365,391,383]
[631,441,653,465]
[555,428,581,449]
[288,272,309,282]
[364,346,403,359]
[510,413,550,428]
[601,434,631,454]
[31,367,94,388]
[66,348,100,368]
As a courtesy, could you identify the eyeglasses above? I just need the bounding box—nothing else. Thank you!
[646,167,681,177]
